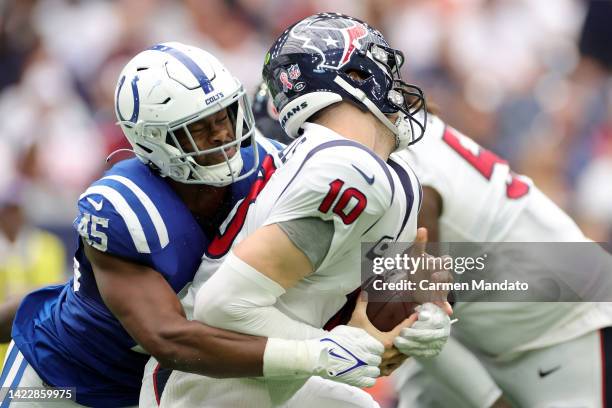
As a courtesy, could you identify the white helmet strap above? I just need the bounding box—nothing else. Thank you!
[334,76,413,151]
[332,75,405,150]
[187,150,244,185]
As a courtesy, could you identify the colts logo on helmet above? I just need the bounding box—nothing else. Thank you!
[116,75,141,123]
[289,15,369,70]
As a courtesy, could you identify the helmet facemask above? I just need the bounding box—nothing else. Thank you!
[340,43,427,151]
[121,87,258,187]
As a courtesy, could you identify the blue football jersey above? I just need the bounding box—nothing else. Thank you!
[11,137,283,407]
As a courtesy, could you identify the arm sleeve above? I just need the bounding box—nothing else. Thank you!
[277,217,334,270]
[416,336,502,408]
[194,251,326,340]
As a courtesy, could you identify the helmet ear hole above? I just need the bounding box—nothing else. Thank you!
[345,70,369,83]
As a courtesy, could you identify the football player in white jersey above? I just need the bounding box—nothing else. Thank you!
[391,114,612,408]
[154,13,453,408]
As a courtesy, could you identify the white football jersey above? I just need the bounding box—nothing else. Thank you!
[394,115,612,358]
[184,122,420,327]
[163,123,420,407]
[392,115,533,242]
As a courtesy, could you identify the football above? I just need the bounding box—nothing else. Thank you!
[362,269,420,331]
[324,287,419,332]
[366,295,420,332]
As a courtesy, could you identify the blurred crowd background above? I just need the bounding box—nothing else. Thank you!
[0,0,611,404]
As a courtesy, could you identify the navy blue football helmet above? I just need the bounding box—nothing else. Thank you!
[252,82,292,144]
[262,13,427,151]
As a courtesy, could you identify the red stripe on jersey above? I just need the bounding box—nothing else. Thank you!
[153,363,161,406]
[207,155,277,258]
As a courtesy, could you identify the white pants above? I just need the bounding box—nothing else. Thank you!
[141,357,380,408]
[396,330,607,408]
[0,341,138,408]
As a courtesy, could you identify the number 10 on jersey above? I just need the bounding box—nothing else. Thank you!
[318,179,367,225]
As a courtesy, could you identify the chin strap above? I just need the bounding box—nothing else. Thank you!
[333,75,402,149]
[182,151,243,186]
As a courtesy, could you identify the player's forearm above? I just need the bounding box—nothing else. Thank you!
[150,320,267,378]
[148,321,334,381]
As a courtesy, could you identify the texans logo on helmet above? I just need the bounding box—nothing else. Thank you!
[287,13,380,70]
[339,25,366,66]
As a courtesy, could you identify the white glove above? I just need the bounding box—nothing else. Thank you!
[263,326,384,387]
[311,325,384,388]
[393,303,450,358]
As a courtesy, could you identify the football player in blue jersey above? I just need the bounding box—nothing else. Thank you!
[1,42,390,407]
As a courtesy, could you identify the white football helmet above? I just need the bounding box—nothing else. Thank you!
[115,42,258,186]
